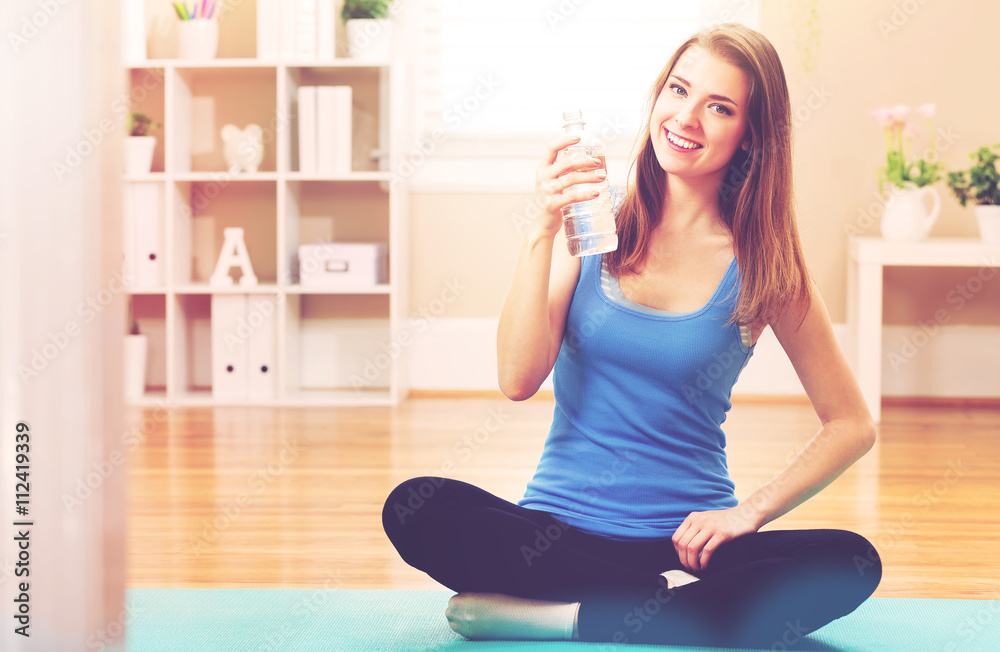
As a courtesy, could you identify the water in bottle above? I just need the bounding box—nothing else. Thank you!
[558,110,619,256]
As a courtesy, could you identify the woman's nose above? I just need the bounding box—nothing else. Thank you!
[674,106,698,131]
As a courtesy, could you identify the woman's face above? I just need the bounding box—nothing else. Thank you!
[649,45,751,181]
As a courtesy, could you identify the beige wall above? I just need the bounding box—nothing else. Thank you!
[410,0,1000,326]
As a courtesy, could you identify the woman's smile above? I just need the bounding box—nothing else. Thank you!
[665,128,704,151]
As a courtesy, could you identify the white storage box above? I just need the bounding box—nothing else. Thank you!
[299,242,388,287]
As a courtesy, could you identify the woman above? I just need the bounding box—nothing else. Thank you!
[382,23,882,648]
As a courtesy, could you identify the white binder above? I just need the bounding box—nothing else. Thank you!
[295,0,317,61]
[256,0,280,61]
[211,295,248,399]
[281,0,296,61]
[122,183,163,288]
[297,85,317,173]
[317,0,335,61]
[246,297,277,400]
[317,86,352,174]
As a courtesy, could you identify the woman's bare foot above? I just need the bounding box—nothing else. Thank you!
[445,592,580,640]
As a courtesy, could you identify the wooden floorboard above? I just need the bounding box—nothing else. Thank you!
[126,397,1000,599]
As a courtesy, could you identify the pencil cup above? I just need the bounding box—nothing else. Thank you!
[177,19,218,60]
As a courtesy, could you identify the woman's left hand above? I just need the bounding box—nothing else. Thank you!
[671,504,762,572]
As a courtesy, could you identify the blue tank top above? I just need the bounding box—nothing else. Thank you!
[517,251,755,540]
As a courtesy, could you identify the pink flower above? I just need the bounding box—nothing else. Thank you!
[915,103,936,118]
[904,122,921,138]
[871,107,894,127]
[889,104,911,123]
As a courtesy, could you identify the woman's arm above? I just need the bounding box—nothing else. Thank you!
[672,277,877,571]
[497,135,605,400]
[744,276,877,525]
[497,227,580,400]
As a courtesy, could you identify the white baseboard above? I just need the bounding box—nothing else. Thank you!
[408,318,1000,398]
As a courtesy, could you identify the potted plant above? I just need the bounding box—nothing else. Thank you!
[946,144,1000,244]
[871,104,945,241]
[125,111,159,175]
[123,296,148,400]
[341,0,394,62]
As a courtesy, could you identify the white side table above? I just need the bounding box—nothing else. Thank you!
[847,236,1000,423]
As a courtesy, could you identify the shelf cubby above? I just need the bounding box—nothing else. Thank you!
[168,67,279,174]
[131,293,168,396]
[128,67,167,172]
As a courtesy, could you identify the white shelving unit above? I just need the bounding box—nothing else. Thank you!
[122,5,410,407]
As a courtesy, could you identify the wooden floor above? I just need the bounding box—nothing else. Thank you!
[126,395,1000,599]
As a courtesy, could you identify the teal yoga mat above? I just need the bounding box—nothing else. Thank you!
[125,589,999,651]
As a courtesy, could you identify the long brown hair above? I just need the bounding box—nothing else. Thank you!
[605,23,812,331]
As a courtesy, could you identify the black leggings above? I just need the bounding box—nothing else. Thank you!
[382,476,882,649]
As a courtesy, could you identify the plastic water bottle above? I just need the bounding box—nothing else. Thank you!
[558,110,619,256]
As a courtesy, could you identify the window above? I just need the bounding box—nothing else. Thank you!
[407,0,761,192]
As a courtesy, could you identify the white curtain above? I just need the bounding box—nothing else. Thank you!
[0,2,126,650]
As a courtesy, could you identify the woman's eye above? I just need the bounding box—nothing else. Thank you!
[669,84,732,116]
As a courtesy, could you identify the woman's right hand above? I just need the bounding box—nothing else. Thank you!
[534,133,607,238]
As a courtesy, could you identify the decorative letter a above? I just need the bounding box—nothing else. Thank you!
[210,227,258,287]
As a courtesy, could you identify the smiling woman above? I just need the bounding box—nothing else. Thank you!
[383,21,881,649]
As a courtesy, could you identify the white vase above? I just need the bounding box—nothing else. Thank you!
[124,334,148,400]
[124,136,156,175]
[880,185,941,241]
[346,19,392,61]
[177,18,219,60]
[974,205,1000,244]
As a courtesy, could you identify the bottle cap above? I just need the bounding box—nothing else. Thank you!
[562,110,584,126]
